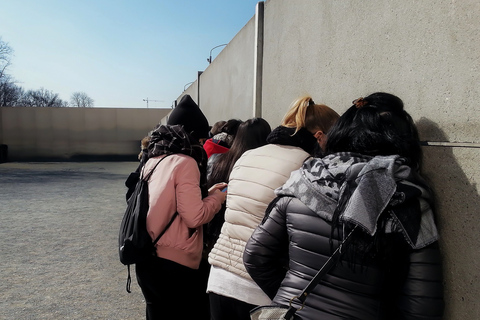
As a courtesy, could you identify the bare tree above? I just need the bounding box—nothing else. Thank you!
[0,81,24,107]
[70,92,94,108]
[1,38,70,108]
[0,37,19,106]
[0,37,13,80]
[20,88,67,107]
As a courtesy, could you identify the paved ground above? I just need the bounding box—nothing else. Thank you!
[0,162,146,319]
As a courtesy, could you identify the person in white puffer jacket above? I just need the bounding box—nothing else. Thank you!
[207,96,340,320]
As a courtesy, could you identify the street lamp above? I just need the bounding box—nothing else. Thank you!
[184,81,194,91]
[207,44,227,64]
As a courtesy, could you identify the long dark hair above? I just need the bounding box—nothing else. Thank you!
[220,119,242,137]
[208,117,272,187]
[325,92,422,169]
[326,93,423,265]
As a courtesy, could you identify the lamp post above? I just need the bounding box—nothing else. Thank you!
[207,44,227,64]
[184,81,194,91]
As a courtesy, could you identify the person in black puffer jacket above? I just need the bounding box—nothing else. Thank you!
[244,92,444,320]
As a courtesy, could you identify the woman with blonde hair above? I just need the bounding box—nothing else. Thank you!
[281,96,339,152]
[207,96,340,320]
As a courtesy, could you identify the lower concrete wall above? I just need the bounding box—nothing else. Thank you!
[418,118,480,319]
[0,107,171,161]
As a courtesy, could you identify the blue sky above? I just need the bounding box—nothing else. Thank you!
[1,0,260,108]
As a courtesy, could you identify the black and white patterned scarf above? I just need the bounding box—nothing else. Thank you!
[276,152,439,249]
[148,124,208,197]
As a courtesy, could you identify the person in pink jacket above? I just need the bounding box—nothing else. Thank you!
[135,95,227,320]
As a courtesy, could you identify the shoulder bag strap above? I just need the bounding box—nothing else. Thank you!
[298,225,358,300]
[284,225,358,318]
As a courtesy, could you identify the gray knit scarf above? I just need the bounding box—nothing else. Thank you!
[276,152,439,249]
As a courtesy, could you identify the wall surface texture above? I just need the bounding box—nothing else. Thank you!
[261,0,480,138]
[259,2,479,318]
[0,0,478,318]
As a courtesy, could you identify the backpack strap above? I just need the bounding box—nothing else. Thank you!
[152,211,178,245]
[141,153,178,245]
[141,153,172,181]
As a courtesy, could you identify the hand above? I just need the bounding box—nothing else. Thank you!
[208,182,228,203]
[208,182,227,193]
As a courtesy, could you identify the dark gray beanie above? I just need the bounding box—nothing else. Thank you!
[167,95,210,140]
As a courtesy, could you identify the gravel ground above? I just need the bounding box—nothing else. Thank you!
[0,162,146,319]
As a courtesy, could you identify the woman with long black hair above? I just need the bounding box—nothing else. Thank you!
[244,92,444,319]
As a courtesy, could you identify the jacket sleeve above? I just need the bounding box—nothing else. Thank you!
[243,197,290,299]
[175,156,223,228]
[395,242,445,320]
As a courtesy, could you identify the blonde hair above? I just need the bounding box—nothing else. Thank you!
[281,96,340,134]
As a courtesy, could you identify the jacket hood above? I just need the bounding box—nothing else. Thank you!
[167,95,210,140]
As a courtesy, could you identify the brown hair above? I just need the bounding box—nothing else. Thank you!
[281,96,339,134]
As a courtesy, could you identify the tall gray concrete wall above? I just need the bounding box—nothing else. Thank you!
[0,107,170,161]
[261,0,480,137]
[260,2,479,318]
[181,17,257,123]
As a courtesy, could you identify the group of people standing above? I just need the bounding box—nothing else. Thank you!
[128,92,444,320]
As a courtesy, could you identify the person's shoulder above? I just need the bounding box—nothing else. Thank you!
[254,144,310,159]
[162,154,200,179]
[147,154,196,167]
[170,153,197,166]
[241,144,272,156]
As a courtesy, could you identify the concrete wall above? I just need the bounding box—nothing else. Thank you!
[0,107,171,161]
[259,2,479,318]
[261,0,480,137]
[181,17,257,123]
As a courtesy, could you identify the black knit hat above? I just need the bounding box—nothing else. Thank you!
[167,95,210,140]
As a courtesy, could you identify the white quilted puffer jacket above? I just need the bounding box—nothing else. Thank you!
[208,144,310,279]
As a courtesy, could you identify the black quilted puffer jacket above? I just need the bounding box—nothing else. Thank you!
[244,196,444,320]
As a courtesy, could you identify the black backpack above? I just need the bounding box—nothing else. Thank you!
[118,154,177,292]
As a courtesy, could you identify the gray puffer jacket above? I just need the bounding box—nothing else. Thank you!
[244,154,444,320]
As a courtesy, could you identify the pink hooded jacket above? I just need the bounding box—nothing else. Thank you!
[144,154,223,269]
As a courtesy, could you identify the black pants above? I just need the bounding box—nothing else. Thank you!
[209,292,256,320]
[135,256,210,320]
